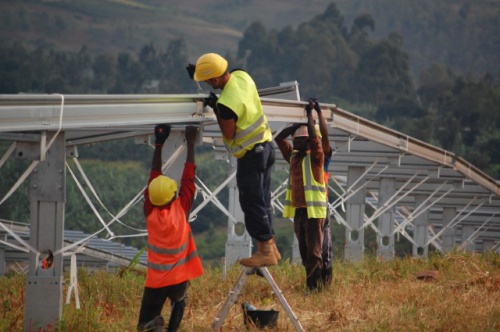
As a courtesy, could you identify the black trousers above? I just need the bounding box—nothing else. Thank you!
[294,208,325,290]
[322,213,333,285]
[237,141,276,241]
[137,281,188,326]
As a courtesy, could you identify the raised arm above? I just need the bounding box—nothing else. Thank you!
[152,124,171,171]
[305,99,317,139]
[184,126,197,164]
[312,99,332,156]
[275,123,302,142]
[203,92,237,140]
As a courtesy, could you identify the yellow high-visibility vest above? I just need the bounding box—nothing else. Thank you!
[283,152,327,219]
[217,70,272,158]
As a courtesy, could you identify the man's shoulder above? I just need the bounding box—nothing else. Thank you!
[230,70,256,86]
[230,68,247,74]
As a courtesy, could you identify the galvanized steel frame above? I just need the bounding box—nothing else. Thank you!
[0,86,499,329]
[1,90,499,257]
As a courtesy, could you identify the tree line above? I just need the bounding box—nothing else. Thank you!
[1,3,498,177]
[0,3,498,261]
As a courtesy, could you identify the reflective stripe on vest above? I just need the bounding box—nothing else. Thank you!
[147,233,192,255]
[283,153,327,219]
[229,114,271,156]
[145,199,203,288]
[147,249,200,271]
[217,71,272,158]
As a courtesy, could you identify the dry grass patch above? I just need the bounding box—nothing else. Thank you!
[1,252,499,331]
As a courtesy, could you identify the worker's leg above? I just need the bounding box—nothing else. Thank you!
[262,142,276,232]
[166,281,189,332]
[137,287,168,331]
[321,214,333,285]
[293,209,309,265]
[237,142,278,267]
[304,218,325,291]
[237,142,275,241]
[262,143,281,260]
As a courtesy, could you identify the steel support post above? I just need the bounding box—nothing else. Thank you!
[24,132,65,331]
[413,195,429,258]
[441,207,457,252]
[225,156,251,266]
[377,177,395,260]
[461,225,476,252]
[344,166,366,262]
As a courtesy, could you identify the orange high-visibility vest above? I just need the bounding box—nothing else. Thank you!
[145,199,203,288]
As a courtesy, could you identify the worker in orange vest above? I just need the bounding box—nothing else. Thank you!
[137,125,204,332]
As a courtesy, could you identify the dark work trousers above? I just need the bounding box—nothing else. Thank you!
[237,141,276,242]
[294,208,325,290]
[321,212,333,285]
[138,281,188,326]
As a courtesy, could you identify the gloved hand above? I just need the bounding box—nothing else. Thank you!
[308,98,321,113]
[305,99,313,115]
[203,92,218,109]
[186,64,196,80]
[154,124,171,146]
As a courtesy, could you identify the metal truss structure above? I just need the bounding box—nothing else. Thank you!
[0,82,499,329]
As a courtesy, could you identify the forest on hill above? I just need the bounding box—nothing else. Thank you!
[0,0,498,77]
[0,1,499,262]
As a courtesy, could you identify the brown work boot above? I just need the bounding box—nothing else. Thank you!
[272,238,282,261]
[239,239,278,267]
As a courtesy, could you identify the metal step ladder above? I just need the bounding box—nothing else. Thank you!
[211,266,305,331]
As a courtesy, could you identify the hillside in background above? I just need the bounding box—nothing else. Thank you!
[0,0,498,261]
[0,0,334,63]
[0,0,498,78]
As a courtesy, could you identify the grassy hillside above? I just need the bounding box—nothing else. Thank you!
[1,252,499,331]
[0,0,335,61]
[1,0,498,76]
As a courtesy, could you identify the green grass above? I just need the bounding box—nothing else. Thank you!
[1,252,500,331]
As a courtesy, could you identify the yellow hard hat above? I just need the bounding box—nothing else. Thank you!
[148,175,178,206]
[194,53,228,81]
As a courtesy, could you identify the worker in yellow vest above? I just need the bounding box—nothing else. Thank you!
[186,53,280,267]
[275,100,328,291]
[137,125,204,332]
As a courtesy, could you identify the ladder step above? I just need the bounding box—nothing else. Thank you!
[211,266,304,332]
